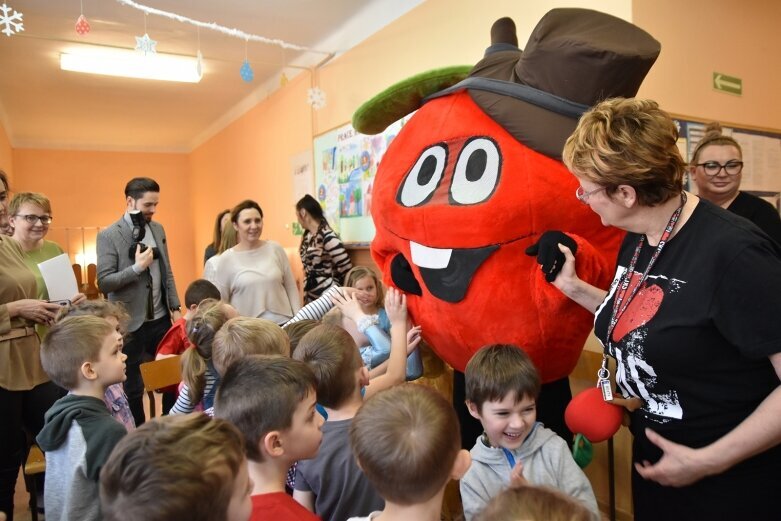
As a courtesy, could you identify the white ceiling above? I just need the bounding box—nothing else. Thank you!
[0,0,422,152]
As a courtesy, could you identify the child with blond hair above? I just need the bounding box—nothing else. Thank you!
[36,316,128,521]
[169,299,237,414]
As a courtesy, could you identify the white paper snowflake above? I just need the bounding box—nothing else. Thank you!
[0,3,24,37]
[135,33,157,55]
[307,87,326,110]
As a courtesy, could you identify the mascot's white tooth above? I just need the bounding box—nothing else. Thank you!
[410,241,452,269]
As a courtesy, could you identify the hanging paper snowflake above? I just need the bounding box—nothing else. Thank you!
[196,50,203,78]
[75,14,90,36]
[240,60,254,83]
[135,33,157,55]
[307,87,326,110]
[0,3,24,37]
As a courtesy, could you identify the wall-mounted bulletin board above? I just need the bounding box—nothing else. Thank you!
[675,117,781,210]
[313,116,411,245]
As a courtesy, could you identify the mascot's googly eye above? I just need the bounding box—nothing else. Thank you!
[450,137,501,205]
[397,143,448,207]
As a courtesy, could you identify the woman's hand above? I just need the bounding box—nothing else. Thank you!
[634,428,715,487]
[330,289,367,322]
[70,293,87,306]
[6,299,63,325]
[385,287,407,327]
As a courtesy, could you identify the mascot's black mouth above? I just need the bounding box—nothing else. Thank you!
[391,241,499,303]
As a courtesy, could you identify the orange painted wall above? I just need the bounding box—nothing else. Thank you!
[0,121,12,182]
[189,71,313,277]
[12,149,195,302]
[634,0,781,128]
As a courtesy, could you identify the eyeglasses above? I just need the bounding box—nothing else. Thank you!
[14,214,53,225]
[575,185,606,203]
[695,160,743,177]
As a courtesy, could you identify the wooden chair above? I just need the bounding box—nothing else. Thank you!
[23,443,46,521]
[139,355,182,418]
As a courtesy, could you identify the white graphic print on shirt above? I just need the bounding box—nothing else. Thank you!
[597,266,686,423]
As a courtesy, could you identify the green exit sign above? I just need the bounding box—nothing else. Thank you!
[713,72,742,95]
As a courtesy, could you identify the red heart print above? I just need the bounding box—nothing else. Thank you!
[611,283,664,342]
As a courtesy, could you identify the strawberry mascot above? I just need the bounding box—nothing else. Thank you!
[353,8,660,442]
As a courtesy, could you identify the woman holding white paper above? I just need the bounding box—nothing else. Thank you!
[0,173,66,519]
[9,192,85,304]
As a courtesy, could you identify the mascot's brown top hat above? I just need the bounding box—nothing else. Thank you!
[433,8,661,158]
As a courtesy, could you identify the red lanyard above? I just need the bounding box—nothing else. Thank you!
[605,193,687,351]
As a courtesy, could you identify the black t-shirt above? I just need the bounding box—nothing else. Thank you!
[728,190,781,246]
[594,199,781,449]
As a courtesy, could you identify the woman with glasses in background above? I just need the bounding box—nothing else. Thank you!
[689,122,781,245]
[534,99,781,520]
[0,176,66,520]
[10,192,86,307]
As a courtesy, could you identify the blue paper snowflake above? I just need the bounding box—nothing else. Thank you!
[240,60,254,82]
[135,33,157,56]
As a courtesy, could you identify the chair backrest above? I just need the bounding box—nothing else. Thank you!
[140,355,183,392]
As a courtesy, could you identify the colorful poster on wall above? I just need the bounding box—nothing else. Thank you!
[313,116,411,244]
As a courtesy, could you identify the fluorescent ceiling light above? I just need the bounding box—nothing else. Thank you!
[60,47,202,83]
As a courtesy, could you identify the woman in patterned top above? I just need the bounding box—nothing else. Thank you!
[296,194,352,303]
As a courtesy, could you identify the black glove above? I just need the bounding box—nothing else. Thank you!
[524,231,577,282]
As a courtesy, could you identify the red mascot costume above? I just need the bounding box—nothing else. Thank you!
[353,8,660,442]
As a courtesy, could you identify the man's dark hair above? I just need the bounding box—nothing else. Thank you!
[125,177,160,199]
[184,279,221,308]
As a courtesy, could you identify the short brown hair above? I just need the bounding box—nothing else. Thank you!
[212,317,290,375]
[215,355,316,462]
[41,315,113,390]
[465,345,541,410]
[474,485,593,521]
[563,97,685,207]
[283,319,319,355]
[351,385,460,504]
[8,192,52,216]
[100,414,246,521]
[58,299,130,333]
[293,324,361,409]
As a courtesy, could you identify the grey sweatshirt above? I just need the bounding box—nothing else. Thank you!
[36,394,127,521]
[460,423,599,520]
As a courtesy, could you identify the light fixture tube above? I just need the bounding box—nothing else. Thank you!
[60,48,202,83]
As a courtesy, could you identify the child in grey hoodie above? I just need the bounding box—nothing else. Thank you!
[460,345,598,520]
[36,316,128,521]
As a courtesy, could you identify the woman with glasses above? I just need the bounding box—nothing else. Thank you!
[538,99,781,520]
[0,175,66,519]
[9,192,85,306]
[689,122,781,245]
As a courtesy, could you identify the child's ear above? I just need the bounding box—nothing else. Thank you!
[466,400,482,421]
[80,361,98,381]
[262,431,284,458]
[450,449,472,480]
[358,365,370,387]
[188,303,198,312]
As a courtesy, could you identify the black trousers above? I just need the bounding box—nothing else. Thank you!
[123,315,172,426]
[0,381,63,521]
[453,370,573,449]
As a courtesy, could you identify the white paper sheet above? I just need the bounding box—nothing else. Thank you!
[38,253,79,302]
